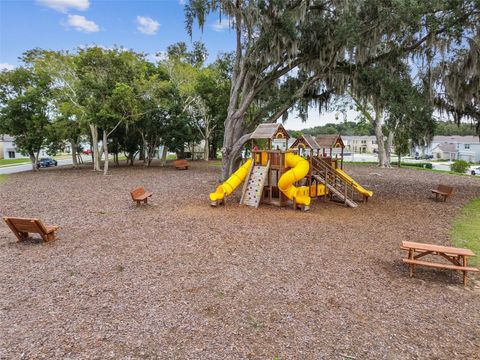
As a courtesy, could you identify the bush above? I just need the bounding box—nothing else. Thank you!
[450,160,470,173]
[391,162,433,169]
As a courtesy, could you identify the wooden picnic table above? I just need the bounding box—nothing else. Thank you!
[401,241,478,286]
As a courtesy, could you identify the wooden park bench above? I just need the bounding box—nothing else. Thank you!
[3,216,60,242]
[173,159,189,170]
[130,186,153,207]
[401,241,478,286]
[431,184,454,202]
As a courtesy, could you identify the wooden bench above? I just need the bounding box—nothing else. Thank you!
[173,159,189,170]
[130,186,153,207]
[401,241,478,286]
[431,184,454,202]
[3,216,60,242]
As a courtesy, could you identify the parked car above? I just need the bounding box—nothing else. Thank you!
[470,166,480,176]
[415,154,434,160]
[82,149,92,155]
[37,157,58,168]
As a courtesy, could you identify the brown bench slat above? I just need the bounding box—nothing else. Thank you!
[402,241,475,256]
[130,186,153,207]
[3,217,59,242]
[174,160,189,169]
[403,258,479,272]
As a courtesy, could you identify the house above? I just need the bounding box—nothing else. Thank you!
[414,136,480,163]
[0,135,29,160]
[342,136,378,153]
[431,143,457,161]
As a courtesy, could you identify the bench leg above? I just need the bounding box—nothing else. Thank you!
[45,233,56,242]
[463,256,468,287]
[144,199,148,205]
[136,200,141,208]
[435,193,439,201]
[443,195,447,202]
[408,248,414,277]
[16,231,29,242]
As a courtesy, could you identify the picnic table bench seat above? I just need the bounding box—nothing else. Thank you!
[173,159,189,170]
[431,184,454,202]
[130,186,153,207]
[401,241,478,286]
[3,216,60,242]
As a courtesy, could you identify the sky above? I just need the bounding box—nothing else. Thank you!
[0,0,350,130]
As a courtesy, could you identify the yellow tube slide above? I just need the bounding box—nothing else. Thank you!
[335,168,373,197]
[209,159,252,202]
[278,153,311,206]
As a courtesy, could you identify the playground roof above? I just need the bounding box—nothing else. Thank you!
[315,134,345,149]
[290,134,321,149]
[250,123,290,140]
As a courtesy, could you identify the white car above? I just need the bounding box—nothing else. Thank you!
[470,166,480,176]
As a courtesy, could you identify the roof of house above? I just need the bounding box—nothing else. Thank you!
[250,123,290,140]
[341,135,377,141]
[290,134,321,149]
[315,134,345,148]
[433,143,457,153]
[0,134,15,142]
[432,136,479,144]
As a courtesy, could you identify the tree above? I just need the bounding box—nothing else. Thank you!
[0,66,54,170]
[186,0,479,179]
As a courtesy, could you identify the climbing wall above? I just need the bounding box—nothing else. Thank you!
[242,165,269,208]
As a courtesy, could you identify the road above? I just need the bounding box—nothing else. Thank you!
[0,158,91,175]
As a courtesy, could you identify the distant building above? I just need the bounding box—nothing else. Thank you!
[342,136,378,154]
[414,136,480,162]
[0,135,49,160]
[0,135,28,160]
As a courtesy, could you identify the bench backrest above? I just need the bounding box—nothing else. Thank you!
[437,184,454,194]
[4,217,47,234]
[174,159,188,165]
[130,186,146,200]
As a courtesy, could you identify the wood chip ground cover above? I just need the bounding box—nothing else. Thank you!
[0,162,479,359]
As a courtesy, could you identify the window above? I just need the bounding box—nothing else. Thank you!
[8,151,15,158]
[465,144,470,149]
[361,140,367,144]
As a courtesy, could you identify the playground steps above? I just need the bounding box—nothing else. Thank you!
[241,162,269,208]
[312,174,358,208]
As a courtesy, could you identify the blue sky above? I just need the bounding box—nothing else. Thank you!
[0,0,234,67]
[0,0,342,129]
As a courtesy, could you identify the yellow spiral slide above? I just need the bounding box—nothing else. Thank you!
[278,153,311,206]
[209,159,252,202]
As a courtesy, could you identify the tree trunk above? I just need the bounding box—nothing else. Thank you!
[204,136,209,161]
[374,114,388,168]
[71,140,78,168]
[385,131,393,167]
[103,130,109,175]
[89,124,101,171]
[29,152,38,171]
[160,145,168,167]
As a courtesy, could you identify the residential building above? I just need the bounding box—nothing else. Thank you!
[342,136,378,154]
[414,136,480,163]
[0,135,29,160]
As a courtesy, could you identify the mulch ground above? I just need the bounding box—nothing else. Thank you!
[0,161,479,359]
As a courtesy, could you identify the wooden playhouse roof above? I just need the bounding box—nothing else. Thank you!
[315,134,344,148]
[290,134,321,150]
[250,123,290,140]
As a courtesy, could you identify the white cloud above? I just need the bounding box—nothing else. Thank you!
[210,18,231,32]
[0,63,15,71]
[136,16,160,35]
[178,0,186,4]
[37,0,89,13]
[66,14,99,33]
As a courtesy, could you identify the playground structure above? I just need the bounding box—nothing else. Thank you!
[209,123,373,210]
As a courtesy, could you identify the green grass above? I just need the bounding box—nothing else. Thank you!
[452,197,480,267]
[0,174,8,185]
[0,158,30,166]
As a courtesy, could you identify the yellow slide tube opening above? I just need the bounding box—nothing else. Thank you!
[278,153,311,206]
[209,159,252,201]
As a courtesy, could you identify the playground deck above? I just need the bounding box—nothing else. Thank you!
[0,161,479,359]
